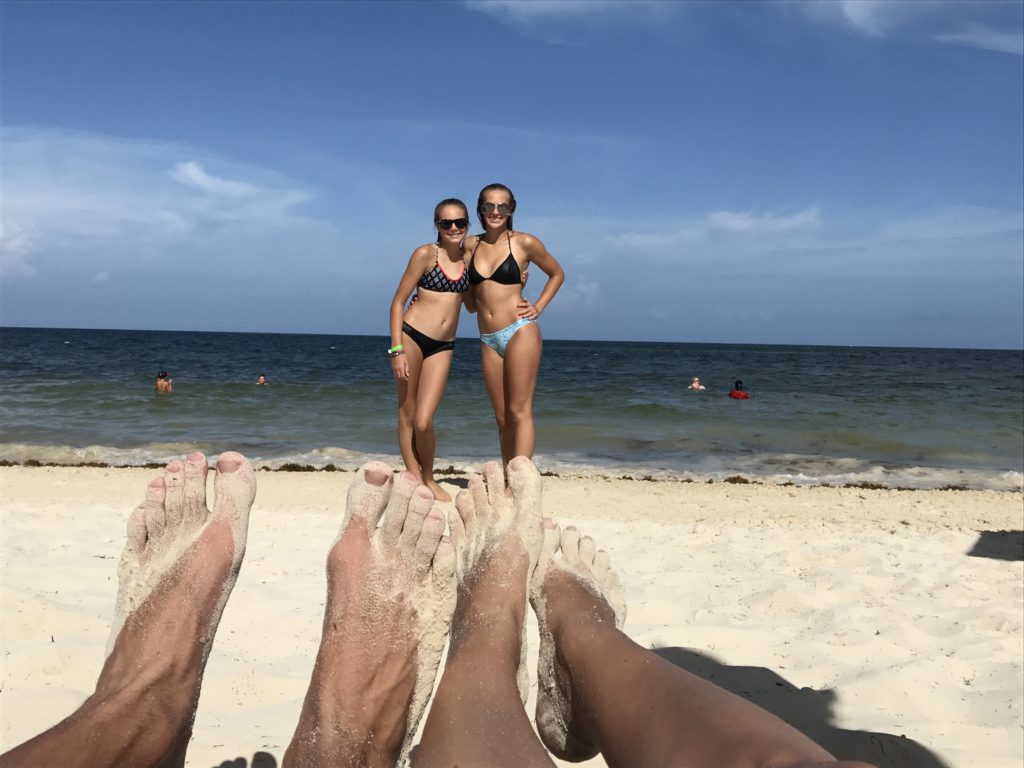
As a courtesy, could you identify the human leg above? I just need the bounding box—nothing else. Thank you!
[479,342,512,467]
[2,452,257,768]
[284,465,456,768]
[415,458,554,768]
[396,332,425,474]
[530,523,877,768]
[502,320,542,460]
[410,350,455,501]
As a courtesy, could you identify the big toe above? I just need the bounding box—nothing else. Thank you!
[212,451,257,530]
[342,461,394,530]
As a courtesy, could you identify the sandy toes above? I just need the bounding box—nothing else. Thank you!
[284,463,456,768]
[107,451,255,657]
[448,456,544,701]
[530,522,627,761]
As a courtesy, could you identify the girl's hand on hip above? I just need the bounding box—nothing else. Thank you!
[517,300,539,320]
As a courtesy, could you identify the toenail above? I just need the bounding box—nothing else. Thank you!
[416,486,433,499]
[217,457,241,473]
[365,469,388,486]
[166,460,183,473]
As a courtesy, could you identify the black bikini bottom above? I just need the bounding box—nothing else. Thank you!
[403,322,455,359]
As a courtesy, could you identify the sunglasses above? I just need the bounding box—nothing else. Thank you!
[436,218,469,230]
[479,202,511,216]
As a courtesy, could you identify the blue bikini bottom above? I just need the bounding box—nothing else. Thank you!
[479,317,535,358]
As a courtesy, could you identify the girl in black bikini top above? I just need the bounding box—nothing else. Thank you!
[468,230,521,286]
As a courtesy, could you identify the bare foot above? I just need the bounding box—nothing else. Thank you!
[530,522,626,761]
[447,457,544,701]
[284,464,456,768]
[4,452,256,768]
[423,477,452,503]
[414,456,553,768]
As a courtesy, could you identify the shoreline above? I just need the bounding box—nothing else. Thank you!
[1,457,1021,494]
[1,464,1022,766]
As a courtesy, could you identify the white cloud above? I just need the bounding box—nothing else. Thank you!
[462,0,678,44]
[793,0,1024,56]
[170,160,258,198]
[705,208,820,234]
[0,221,37,279]
[554,275,602,313]
[0,127,324,285]
[933,24,1024,56]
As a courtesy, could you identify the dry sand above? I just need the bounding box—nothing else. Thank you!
[1,465,1021,767]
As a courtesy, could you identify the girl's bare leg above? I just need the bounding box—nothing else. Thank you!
[396,338,424,475]
[2,453,257,768]
[411,350,454,501]
[531,523,877,768]
[479,343,511,467]
[415,458,554,768]
[502,323,542,460]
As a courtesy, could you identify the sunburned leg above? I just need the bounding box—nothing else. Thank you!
[411,351,455,502]
[479,343,512,468]
[415,457,554,768]
[2,452,257,768]
[284,465,456,768]
[530,524,877,768]
[502,323,542,461]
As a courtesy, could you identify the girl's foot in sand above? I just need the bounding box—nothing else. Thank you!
[530,522,626,761]
[423,476,452,503]
[284,464,456,768]
[3,451,257,768]
[416,456,554,768]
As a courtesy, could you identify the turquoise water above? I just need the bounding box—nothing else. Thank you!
[1,327,1021,490]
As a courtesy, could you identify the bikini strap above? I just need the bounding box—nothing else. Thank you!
[506,229,512,254]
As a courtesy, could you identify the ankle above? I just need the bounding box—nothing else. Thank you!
[449,599,524,666]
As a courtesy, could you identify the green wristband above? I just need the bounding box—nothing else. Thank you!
[388,343,404,354]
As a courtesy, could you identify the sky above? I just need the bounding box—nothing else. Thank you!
[1,0,1022,349]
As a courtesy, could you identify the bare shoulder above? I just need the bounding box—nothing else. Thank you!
[512,231,546,254]
[410,243,437,264]
[463,234,482,250]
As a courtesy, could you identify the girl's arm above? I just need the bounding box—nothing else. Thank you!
[389,247,431,380]
[517,233,564,319]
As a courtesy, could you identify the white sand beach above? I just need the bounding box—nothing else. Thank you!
[1,465,1021,767]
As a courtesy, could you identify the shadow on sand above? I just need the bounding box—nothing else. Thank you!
[213,751,277,768]
[967,530,1024,561]
[653,647,950,768]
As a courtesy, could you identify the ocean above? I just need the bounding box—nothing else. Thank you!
[1,327,1021,491]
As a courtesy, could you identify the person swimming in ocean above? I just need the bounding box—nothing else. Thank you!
[154,370,172,394]
[729,379,750,399]
[688,376,706,391]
